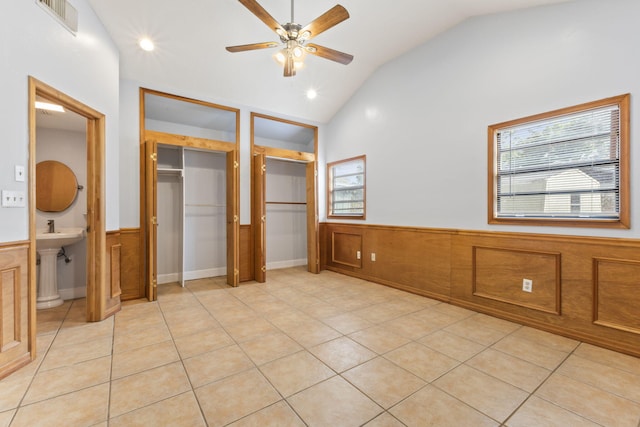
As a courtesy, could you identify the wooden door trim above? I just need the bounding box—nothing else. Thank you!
[28,77,107,325]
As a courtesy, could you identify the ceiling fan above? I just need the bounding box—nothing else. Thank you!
[226,0,354,77]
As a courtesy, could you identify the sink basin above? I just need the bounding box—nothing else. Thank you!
[36,227,86,250]
[35,227,86,309]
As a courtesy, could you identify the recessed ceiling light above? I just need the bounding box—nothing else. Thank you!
[139,37,155,52]
[35,101,65,112]
[306,89,317,100]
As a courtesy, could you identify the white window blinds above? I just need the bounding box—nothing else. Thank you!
[495,104,620,219]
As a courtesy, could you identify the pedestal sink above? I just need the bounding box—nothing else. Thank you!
[36,227,86,309]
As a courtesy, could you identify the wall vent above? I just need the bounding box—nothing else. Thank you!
[37,0,78,34]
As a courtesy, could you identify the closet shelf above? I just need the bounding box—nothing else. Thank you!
[157,168,183,176]
[265,201,306,205]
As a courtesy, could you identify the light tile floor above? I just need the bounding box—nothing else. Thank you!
[2,267,640,426]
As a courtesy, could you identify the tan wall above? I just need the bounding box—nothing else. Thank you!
[321,222,640,358]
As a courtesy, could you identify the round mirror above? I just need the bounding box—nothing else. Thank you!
[36,160,78,212]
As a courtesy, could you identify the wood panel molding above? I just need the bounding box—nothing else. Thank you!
[104,232,121,318]
[331,231,362,268]
[0,242,31,380]
[240,224,253,282]
[593,257,640,335]
[472,246,560,315]
[119,228,144,300]
[321,222,640,357]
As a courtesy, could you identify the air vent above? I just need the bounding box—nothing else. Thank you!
[37,0,78,34]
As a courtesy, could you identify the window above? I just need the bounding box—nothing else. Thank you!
[488,94,629,228]
[327,156,366,219]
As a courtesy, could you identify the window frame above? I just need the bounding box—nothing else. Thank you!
[327,155,366,220]
[488,94,630,228]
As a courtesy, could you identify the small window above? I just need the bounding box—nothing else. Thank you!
[488,94,629,228]
[327,156,366,219]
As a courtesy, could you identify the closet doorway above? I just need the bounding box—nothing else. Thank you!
[141,89,240,300]
[251,113,319,282]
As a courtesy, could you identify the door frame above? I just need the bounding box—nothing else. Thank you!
[28,77,108,323]
[250,113,319,281]
[140,88,240,298]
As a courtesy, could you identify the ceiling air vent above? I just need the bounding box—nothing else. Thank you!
[37,0,78,34]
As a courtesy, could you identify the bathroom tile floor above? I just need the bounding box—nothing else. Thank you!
[2,267,640,426]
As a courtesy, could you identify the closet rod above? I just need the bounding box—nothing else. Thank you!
[265,201,307,205]
[185,203,226,207]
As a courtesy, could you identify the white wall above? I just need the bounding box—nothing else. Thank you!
[0,0,120,243]
[324,0,640,238]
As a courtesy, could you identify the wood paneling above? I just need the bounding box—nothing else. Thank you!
[104,232,121,318]
[331,231,362,268]
[593,258,640,335]
[240,225,253,282]
[120,228,144,300]
[0,242,31,380]
[473,246,560,314]
[321,222,640,357]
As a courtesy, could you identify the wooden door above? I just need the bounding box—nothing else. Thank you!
[253,154,266,282]
[145,140,158,300]
[226,150,239,286]
[306,162,319,273]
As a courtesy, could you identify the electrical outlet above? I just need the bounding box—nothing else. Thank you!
[371,253,376,262]
[522,278,533,293]
[356,251,361,260]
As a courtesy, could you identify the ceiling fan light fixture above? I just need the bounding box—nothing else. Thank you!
[274,50,286,64]
[292,45,304,58]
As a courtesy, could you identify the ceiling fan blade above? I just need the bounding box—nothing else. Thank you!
[284,55,296,77]
[226,42,279,53]
[300,5,349,40]
[306,43,353,65]
[238,0,286,35]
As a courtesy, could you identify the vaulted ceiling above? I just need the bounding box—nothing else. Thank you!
[87,0,573,123]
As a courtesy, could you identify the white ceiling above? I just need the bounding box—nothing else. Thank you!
[86,0,572,124]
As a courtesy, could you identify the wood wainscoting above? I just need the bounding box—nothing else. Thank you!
[321,223,640,357]
[240,224,253,282]
[119,228,144,300]
[0,242,31,380]
[104,231,122,318]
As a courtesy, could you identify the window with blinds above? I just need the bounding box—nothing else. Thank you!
[488,94,629,228]
[327,156,366,219]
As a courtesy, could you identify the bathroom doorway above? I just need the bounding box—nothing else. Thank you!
[28,77,117,325]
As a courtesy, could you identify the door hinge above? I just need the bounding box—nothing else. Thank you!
[261,164,266,173]
[261,215,266,222]
[261,266,266,273]
[234,161,239,169]
[151,216,157,225]
[234,215,238,223]
[234,269,239,276]
[150,153,157,161]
